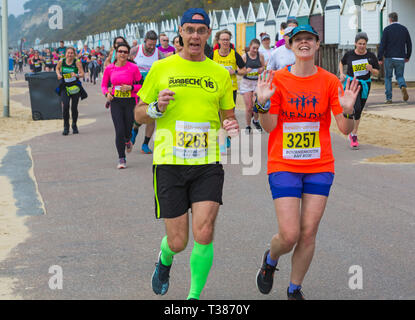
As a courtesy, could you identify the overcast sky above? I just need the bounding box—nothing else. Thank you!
[7,0,29,16]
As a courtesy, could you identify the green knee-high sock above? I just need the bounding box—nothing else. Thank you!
[187,241,214,300]
[160,236,176,266]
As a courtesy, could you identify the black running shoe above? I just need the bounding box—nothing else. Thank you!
[62,127,69,136]
[245,126,252,134]
[72,124,79,134]
[256,249,278,294]
[253,120,263,132]
[287,287,305,300]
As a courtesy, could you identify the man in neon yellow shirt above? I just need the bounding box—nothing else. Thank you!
[135,8,239,300]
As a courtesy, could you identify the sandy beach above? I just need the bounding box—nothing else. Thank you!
[0,85,95,299]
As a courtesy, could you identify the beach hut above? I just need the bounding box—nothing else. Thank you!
[94,34,100,48]
[160,21,166,36]
[275,0,290,41]
[211,11,221,45]
[297,0,313,25]
[170,19,177,40]
[255,2,268,40]
[87,35,94,48]
[309,0,327,42]
[219,9,229,30]
[227,8,237,45]
[166,19,174,41]
[245,2,257,45]
[264,0,277,45]
[339,0,362,46]
[77,40,83,51]
[324,0,342,44]
[361,0,382,44]
[236,6,248,55]
[173,19,179,37]
[287,0,300,20]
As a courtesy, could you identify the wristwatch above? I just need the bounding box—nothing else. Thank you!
[343,113,354,119]
[154,101,162,113]
[254,98,271,113]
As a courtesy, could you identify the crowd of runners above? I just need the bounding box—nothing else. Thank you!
[12,43,108,84]
[12,8,411,300]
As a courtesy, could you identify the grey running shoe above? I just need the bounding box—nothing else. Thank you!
[151,251,172,295]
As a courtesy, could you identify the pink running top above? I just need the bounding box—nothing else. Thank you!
[101,61,142,97]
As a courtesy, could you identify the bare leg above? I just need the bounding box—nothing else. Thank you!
[145,122,155,142]
[269,197,301,261]
[164,213,190,253]
[352,119,360,136]
[243,92,254,127]
[290,194,328,285]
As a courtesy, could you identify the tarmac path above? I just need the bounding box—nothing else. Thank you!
[1,77,414,300]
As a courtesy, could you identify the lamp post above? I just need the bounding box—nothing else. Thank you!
[1,0,9,117]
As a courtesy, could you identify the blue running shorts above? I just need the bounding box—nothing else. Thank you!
[268,171,335,199]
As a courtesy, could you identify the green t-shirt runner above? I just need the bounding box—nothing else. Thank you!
[135,8,240,301]
[138,53,235,165]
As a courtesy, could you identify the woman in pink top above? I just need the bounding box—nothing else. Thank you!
[102,42,142,169]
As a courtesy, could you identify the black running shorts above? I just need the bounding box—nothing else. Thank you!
[153,164,224,219]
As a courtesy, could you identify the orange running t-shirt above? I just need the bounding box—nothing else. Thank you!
[268,66,343,174]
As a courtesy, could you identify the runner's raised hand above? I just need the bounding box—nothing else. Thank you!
[338,77,360,115]
[256,70,276,105]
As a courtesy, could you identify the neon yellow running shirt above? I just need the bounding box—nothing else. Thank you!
[138,54,235,165]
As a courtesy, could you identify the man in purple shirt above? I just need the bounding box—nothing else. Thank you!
[158,33,175,56]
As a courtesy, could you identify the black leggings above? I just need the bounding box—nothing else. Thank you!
[89,64,100,83]
[82,62,88,74]
[110,98,135,159]
[61,91,80,128]
[353,83,371,120]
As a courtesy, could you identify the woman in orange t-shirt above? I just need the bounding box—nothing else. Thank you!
[253,25,360,300]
